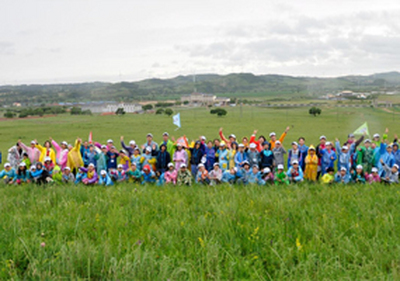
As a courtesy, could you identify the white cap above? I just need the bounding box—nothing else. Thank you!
[275,141,281,145]
[342,146,348,150]
[107,139,113,143]
[198,163,205,168]
[269,132,276,137]
[340,167,347,171]
[238,143,245,148]
[134,147,140,151]
[129,140,136,146]
[177,143,182,147]
[394,164,399,170]
[30,166,36,171]
[131,162,137,166]
[64,167,71,171]
[249,143,257,149]
[213,162,220,167]
[319,135,326,140]
[252,164,259,169]
[101,170,107,175]
[371,167,378,173]
[163,132,169,136]
[4,163,11,168]
[233,167,238,172]
[61,141,68,146]
[30,140,36,144]
[147,133,153,138]
[68,144,73,149]
[356,164,363,170]
[292,160,299,165]
[44,156,51,162]
[263,167,271,174]
[326,142,332,146]
[291,141,298,146]
[220,142,226,147]
[277,164,284,170]
[181,164,187,168]
[19,162,26,167]
[364,139,371,144]
[373,134,380,138]
[229,134,236,139]
[168,163,174,168]
[201,136,206,140]
[243,160,250,166]
[88,163,95,168]
[101,145,107,149]
[117,164,123,169]
[146,147,152,152]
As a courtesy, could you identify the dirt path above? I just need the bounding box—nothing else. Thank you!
[381,108,400,115]
[0,114,57,122]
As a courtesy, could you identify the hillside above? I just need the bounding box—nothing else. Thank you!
[0,72,399,105]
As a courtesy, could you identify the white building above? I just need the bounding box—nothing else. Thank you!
[81,103,142,113]
[181,93,230,106]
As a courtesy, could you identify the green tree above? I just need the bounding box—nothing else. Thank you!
[309,107,322,116]
[164,108,173,116]
[116,108,126,115]
[156,108,164,115]
[142,104,153,111]
[70,107,82,115]
[4,111,15,118]
[210,108,227,117]
[183,101,189,105]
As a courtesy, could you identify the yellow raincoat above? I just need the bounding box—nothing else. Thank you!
[67,140,84,171]
[36,144,56,164]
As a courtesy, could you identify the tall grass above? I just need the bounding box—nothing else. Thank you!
[1,183,400,279]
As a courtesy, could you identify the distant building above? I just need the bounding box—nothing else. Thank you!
[337,90,354,98]
[181,93,230,106]
[81,102,142,113]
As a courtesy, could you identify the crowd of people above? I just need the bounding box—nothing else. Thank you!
[1,126,399,186]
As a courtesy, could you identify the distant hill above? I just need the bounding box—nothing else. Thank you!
[0,72,399,106]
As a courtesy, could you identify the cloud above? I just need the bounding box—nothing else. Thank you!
[0,41,15,55]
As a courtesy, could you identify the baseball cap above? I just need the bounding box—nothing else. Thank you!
[117,164,123,169]
[100,170,107,175]
[249,143,257,149]
[163,132,169,136]
[44,157,51,162]
[146,147,152,152]
[277,164,284,170]
[198,163,205,168]
[319,135,326,140]
[292,160,299,165]
[238,143,245,148]
[107,139,113,143]
[263,167,271,174]
[269,132,276,137]
[373,134,380,139]
[168,163,174,168]
[129,140,136,146]
[181,164,187,168]
[371,167,378,173]
[147,133,153,138]
[340,167,347,172]
[356,165,363,170]
[229,134,236,139]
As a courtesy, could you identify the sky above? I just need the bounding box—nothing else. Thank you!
[1,0,400,85]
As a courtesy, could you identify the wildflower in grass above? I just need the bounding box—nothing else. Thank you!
[95,213,100,222]
[248,227,259,241]
[198,237,205,248]
[41,242,46,248]
[296,238,302,251]
[136,240,143,246]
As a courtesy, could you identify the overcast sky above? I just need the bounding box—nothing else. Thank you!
[1,0,400,85]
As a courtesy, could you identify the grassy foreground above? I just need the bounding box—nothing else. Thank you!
[1,183,400,279]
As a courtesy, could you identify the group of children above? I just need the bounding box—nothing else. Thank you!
[1,126,399,186]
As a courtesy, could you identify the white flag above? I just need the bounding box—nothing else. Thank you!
[173,113,181,128]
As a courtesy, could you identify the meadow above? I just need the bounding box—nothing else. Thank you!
[1,105,400,279]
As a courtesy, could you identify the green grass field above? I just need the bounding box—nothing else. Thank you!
[1,106,400,279]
